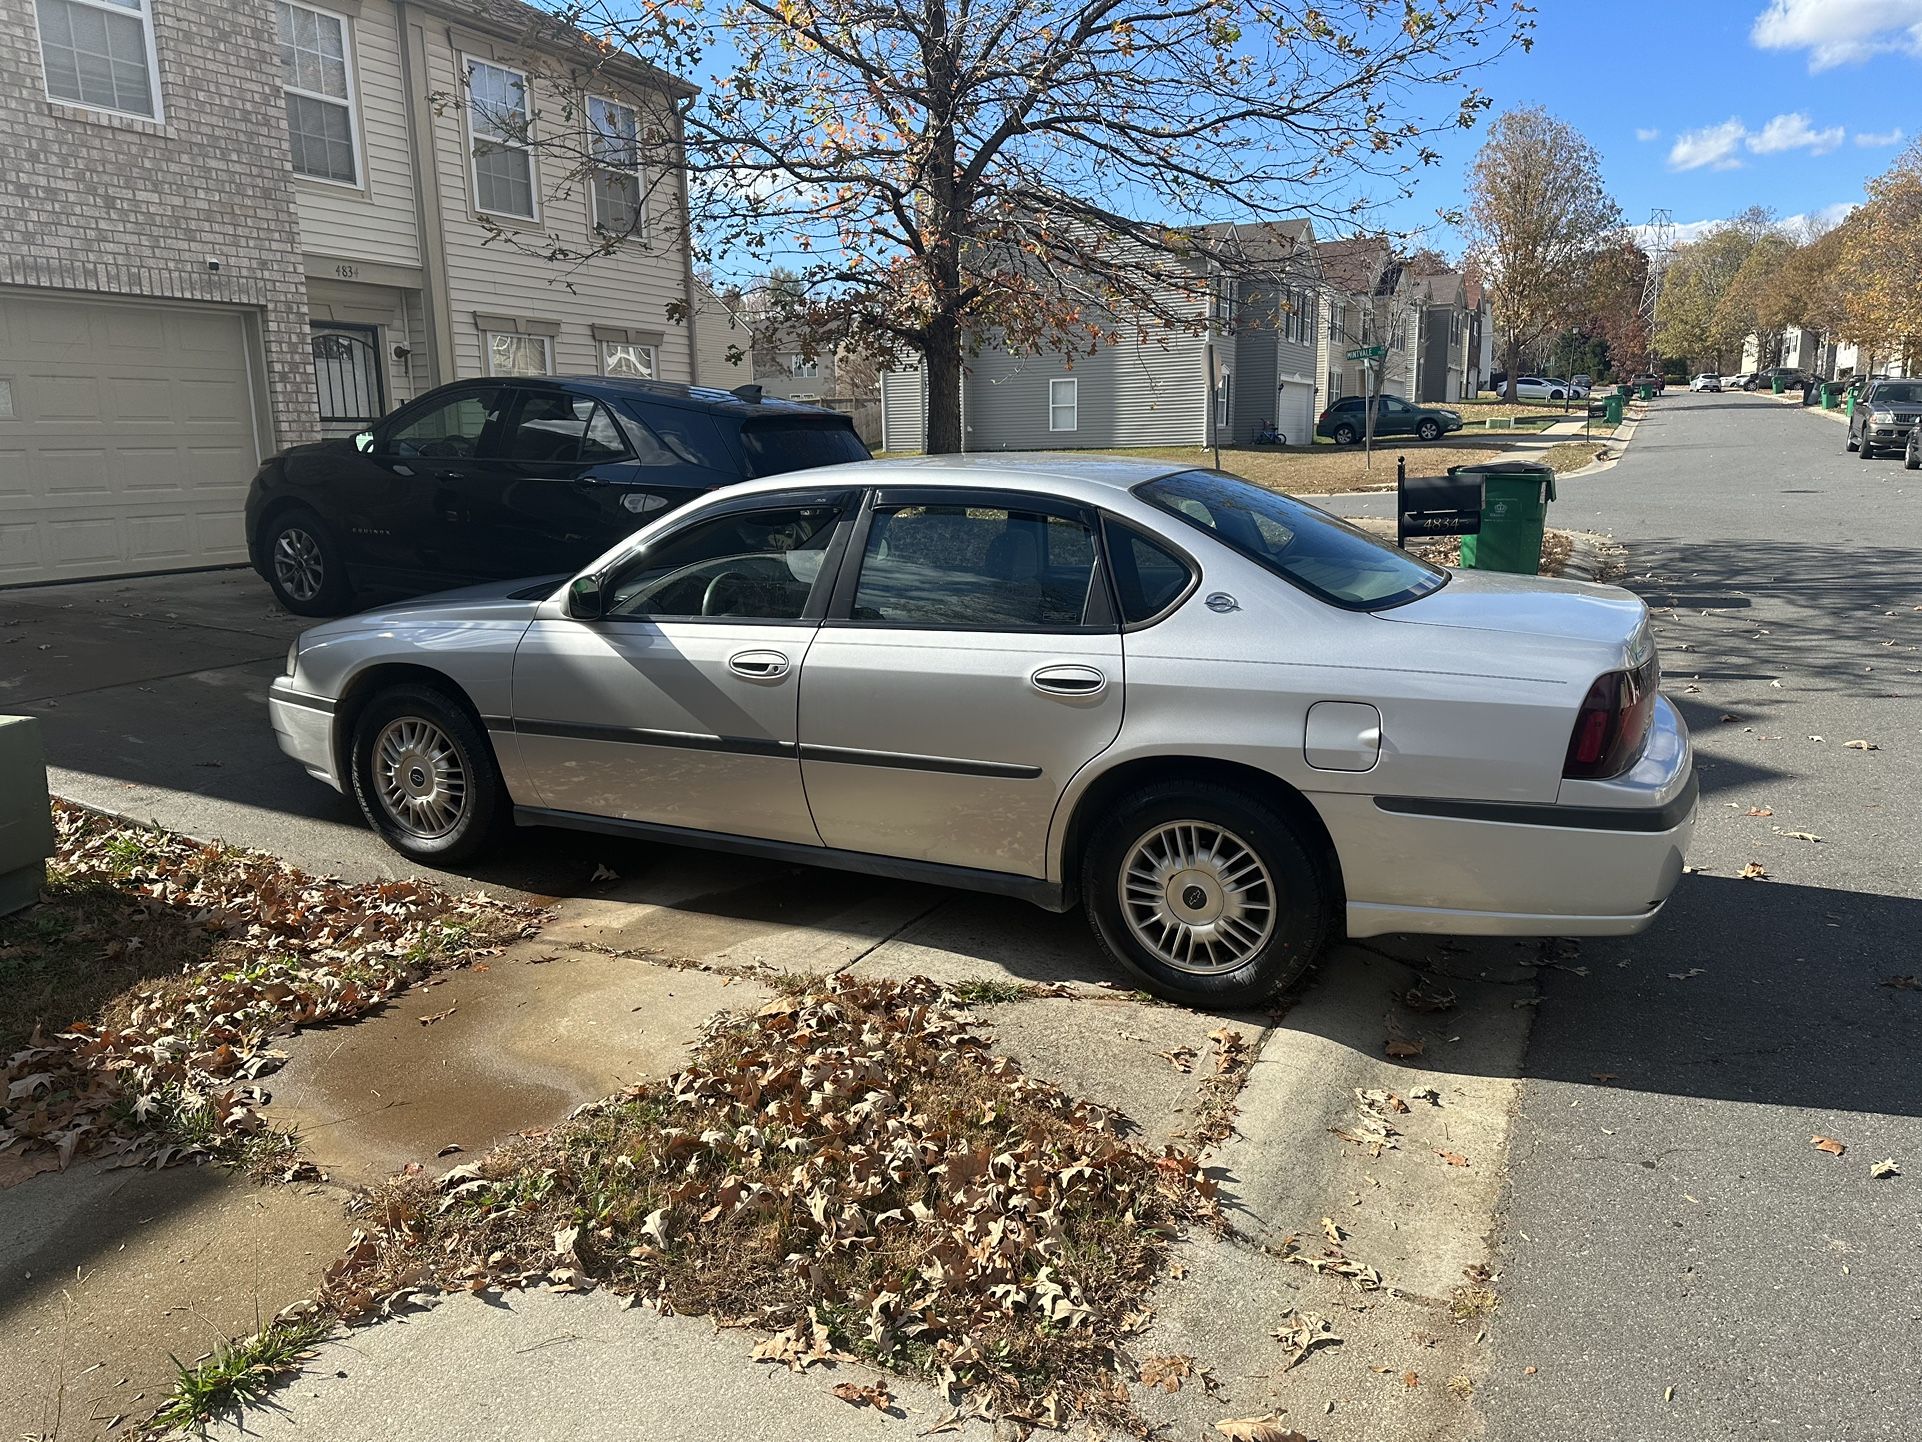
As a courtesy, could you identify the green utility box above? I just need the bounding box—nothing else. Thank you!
[1604,393,1625,426]
[0,716,54,917]
[1456,460,1556,575]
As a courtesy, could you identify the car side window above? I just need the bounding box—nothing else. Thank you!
[385,389,505,459]
[604,505,841,621]
[850,504,1100,629]
[1104,520,1194,624]
[499,394,631,465]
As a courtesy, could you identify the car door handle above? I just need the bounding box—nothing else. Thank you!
[727,650,790,681]
[1030,664,1107,698]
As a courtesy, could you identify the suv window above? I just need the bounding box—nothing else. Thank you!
[500,393,630,464]
[739,419,870,478]
[1104,520,1193,624]
[606,505,841,621]
[643,408,731,469]
[1869,381,1922,405]
[386,388,505,459]
[851,503,1100,629]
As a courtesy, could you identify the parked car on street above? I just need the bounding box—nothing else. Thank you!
[1628,372,1666,394]
[1511,377,1589,402]
[245,378,871,615]
[1571,374,1593,390]
[1689,374,1723,393]
[269,456,1696,1006]
[1743,366,1809,392]
[1315,394,1464,444]
[1724,372,1751,390]
[1847,377,1922,459]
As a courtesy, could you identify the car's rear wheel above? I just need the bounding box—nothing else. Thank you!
[1082,782,1333,1006]
[1417,419,1441,441]
[1332,423,1358,445]
[261,506,351,616]
[349,684,505,864]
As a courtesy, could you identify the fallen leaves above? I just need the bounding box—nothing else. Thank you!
[1843,739,1878,751]
[1869,1158,1901,1179]
[1158,1046,1198,1074]
[1402,981,1457,1013]
[1384,1038,1424,1059]
[1214,1416,1310,1442]
[1811,1135,1847,1157]
[1880,975,1920,991]
[1139,1354,1196,1393]
[1436,1150,1470,1168]
[417,1004,457,1027]
[1272,1309,1342,1371]
[1744,806,1774,817]
[1739,862,1768,881]
[829,1379,895,1411]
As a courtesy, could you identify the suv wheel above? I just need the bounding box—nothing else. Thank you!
[1332,423,1358,445]
[1416,419,1441,441]
[349,684,506,864]
[1859,437,1875,460]
[1082,781,1334,1006]
[262,506,351,616]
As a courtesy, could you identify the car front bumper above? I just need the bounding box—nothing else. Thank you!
[268,679,342,791]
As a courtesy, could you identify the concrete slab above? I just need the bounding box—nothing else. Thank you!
[264,945,773,1188]
[0,1161,350,1442]
[202,1290,998,1442]
[845,892,1119,990]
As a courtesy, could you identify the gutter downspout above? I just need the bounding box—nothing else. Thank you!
[396,1,455,384]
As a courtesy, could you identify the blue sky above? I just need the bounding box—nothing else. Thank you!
[1395,0,1918,251]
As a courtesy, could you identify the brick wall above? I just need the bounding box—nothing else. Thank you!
[0,0,315,447]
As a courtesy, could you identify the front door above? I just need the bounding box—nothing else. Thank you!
[311,324,385,440]
[507,494,853,843]
[797,491,1124,878]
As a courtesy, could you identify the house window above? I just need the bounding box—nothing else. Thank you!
[35,0,162,119]
[486,332,551,377]
[1048,378,1078,432]
[787,353,820,379]
[588,96,644,238]
[277,2,358,186]
[1216,372,1232,427]
[601,340,654,378]
[467,59,535,219]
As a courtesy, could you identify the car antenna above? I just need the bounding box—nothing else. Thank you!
[731,384,763,404]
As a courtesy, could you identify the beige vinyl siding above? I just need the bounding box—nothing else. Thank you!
[880,364,926,452]
[694,287,748,387]
[289,0,420,266]
[419,23,691,381]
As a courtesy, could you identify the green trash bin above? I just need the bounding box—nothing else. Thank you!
[1820,382,1842,410]
[1604,393,1624,426]
[1637,383,1655,400]
[1771,373,1786,394]
[1457,460,1555,575]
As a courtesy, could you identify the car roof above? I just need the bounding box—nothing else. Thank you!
[709,451,1198,504]
[460,375,853,421]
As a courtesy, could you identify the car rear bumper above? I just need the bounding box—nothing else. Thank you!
[268,680,342,790]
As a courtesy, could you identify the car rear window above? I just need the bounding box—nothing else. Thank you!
[1137,470,1446,610]
[738,419,871,478]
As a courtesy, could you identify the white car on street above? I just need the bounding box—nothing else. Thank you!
[268,457,1695,1006]
[1690,374,1723,393]
[1512,376,1588,401]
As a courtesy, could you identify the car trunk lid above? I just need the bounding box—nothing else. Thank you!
[1380,569,1648,650]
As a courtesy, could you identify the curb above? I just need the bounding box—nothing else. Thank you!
[1556,531,1622,584]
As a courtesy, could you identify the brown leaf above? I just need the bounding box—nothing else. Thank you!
[417,1004,457,1026]
[1869,1158,1901,1179]
[1158,1046,1198,1074]
[1811,1135,1846,1156]
[1744,806,1773,817]
[1139,1354,1196,1394]
[829,1380,894,1410]
[1437,1150,1469,1167]
[1403,1371,1420,1389]
[1385,1038,1424,1059]
[1843,739,1878,750]
[1213,1417,1309,1442]
[1738,862,1768,881]
[1590,1073,1619,1085]
[1879,975,1919,990]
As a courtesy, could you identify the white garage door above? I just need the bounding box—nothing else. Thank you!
[0,290,262,586]
[1275,377,1314,449]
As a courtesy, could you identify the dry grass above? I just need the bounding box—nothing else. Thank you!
[1540,440,1609,474]
[320,976,1215,1430]
[1090,440,1531,495]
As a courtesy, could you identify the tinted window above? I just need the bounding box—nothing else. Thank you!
[645,409,731,469]
[739,420,870,478]
[606,506,841,621]
[1332,398,1363,412]
[1870,381,1922,405]
[1138,470,1445,610]
[500,394,630,464]
[1105,520,1193,624]
[386,388,505,458]
[852,505,1099,629]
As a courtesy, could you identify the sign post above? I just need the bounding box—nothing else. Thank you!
[1346,346,1388,468]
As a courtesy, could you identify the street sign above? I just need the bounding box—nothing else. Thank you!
[1346,345,1386,361]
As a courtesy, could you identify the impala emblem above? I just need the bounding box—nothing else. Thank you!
[1205,592,1240,613]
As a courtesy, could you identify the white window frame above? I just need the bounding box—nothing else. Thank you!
[1216,371,1232,427]
[1048,377,1078,433]
[464,56,538,221]
[599,340,655,378]
[34,0,165,122]
[587,94,646,241]
[788,353,820,379]
[484,331,551,377]
[277,1,362,189]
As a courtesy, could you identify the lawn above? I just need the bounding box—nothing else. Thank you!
[1072,434,1606,494]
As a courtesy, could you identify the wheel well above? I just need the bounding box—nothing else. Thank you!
[1060,756,1346,910]
[250,496,318,569]
[331,663,490,783]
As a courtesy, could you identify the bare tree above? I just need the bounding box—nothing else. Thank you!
[1462,107,1623,401]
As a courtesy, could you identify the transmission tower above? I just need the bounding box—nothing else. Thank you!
[1639,208,1675,368]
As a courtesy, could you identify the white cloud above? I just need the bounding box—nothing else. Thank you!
[1747,112,1845,156]
[1630,203,1857,249]
[1855,127,1906,147]
[1635,127,1661,143]
[1751,0,1922,70]
[1669,119,1747,172]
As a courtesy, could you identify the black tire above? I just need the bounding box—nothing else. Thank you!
[1081,781,1335,1007]
[1332,423,1358,445]
[1858,437,1875,460]
[1847,431,1858,452]
[349,684,507,865]
[1417,419,1441,441]
[1549,389,1564,401]
[1905,443,1920,471]
[260,506,352,616]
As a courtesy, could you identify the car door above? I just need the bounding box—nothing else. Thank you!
[349,384,510,584]
[797,489,1124,879]
[1374,397,1415,436]
[506,489,856,843]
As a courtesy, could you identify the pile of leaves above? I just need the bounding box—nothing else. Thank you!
[320,975,1217,1428]
[0,802,541,1170]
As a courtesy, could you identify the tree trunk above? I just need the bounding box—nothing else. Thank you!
[923,315,964,454]
[1502,336,1522,402]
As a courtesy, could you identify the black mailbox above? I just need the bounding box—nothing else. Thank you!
[1396,457,1483,548]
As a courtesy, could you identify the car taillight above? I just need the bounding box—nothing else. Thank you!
[1564,657,1659,779]
[1318,410,1331,422]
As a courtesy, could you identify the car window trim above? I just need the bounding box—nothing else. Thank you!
[590,488,862,627]
[372,382,511,459]
[1098,513,1201,632]
[823,486,1118,636]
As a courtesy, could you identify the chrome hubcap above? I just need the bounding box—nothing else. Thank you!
[1119,821,1276,974]
[273,527,325,602]
[373,717,466,838]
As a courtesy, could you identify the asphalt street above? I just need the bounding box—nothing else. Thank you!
[1475,392,1922,1442]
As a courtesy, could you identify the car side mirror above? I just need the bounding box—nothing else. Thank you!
[566,574,605,620]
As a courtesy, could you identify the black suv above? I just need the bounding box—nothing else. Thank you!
[246,377,869,614]
[1847,376,1922,460]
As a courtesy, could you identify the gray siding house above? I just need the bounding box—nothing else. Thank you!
[879,219,1326,452]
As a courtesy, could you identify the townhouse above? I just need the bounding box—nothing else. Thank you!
[3,0,697,586]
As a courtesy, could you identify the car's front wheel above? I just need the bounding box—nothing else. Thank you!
[1906,434,1921,470]
[1859,436,1875,460]
[349,684,506,864]
[1417,419,1441,441]
[261,506,351,616]
[1082,782,1334,1006]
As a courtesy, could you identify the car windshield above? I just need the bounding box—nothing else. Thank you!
[737,419,871,478]
[1136,470,1447,610]
[1871,382,1922,405]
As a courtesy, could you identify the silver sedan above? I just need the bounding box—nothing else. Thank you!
[269,457,1695,1005]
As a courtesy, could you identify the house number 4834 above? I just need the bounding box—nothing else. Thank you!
[334,263,359,280]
